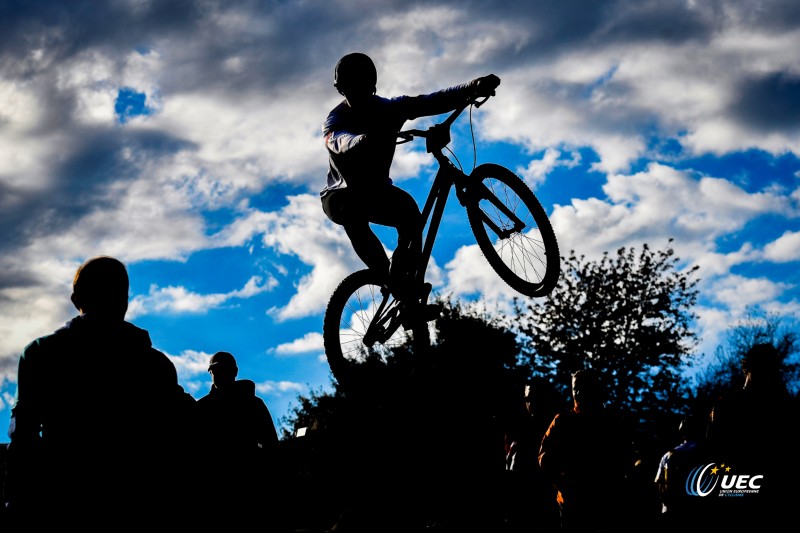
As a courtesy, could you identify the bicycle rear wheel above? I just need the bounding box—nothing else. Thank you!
[465,163,560,297]
[322,269,431,386]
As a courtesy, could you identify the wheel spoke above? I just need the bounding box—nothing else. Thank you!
[480,181,548,284]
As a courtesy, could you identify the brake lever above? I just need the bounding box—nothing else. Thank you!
[474,93,493,108]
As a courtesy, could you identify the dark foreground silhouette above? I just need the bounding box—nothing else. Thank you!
[2,260,797,532]
[4,256,197,529]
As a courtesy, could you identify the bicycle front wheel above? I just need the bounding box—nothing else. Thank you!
[465,163,560,297]
[322,269,431,386]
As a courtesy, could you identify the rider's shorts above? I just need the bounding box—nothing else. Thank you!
[321,187,360,226]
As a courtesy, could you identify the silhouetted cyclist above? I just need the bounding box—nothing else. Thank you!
[321,52,500,301]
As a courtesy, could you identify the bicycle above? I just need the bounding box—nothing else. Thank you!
[323,92,560,386]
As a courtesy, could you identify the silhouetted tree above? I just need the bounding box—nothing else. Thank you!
[693,307,800,411]
[513,240,701,422]
[279,244,712,530]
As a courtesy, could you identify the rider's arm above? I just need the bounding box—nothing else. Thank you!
[322,103,367,155]
[324,127,365,155]
[400,74,501,120]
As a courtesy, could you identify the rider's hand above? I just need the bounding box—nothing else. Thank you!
[473,74,500,97]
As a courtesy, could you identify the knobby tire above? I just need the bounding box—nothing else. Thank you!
[323,269,431,387]
[465,163,560,297]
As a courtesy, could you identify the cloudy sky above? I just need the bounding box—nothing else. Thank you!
[1,0,798,436]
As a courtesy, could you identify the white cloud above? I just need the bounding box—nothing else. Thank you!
[443,243,530,307]
[391,143,437,181]
[207,193,402,321]
[687,242,756,278]
[258,194,370,321]
[551,162,789,261]
[271,332,324,356]
[694,305,734,350]
[373,6,532,96]
[760,298,800,317]
[166,349,214,380]
[255,380,305,396]
[763,230,800,262]
[517,148,580,189]
[0,80,52,192]
[151,86,328,192]
[706,274,789,311]
[127,275,276,318]
[0,258,85,377]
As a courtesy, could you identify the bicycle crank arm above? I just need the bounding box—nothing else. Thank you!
[363,303,403,346]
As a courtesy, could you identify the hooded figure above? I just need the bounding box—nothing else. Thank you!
[195,351,280,528]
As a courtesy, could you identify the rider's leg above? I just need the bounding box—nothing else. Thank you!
[322,189,390,280]
[364,185,423,300]
[342,223,390,279]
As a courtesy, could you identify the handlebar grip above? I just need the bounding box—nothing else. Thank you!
[397,129,426,140]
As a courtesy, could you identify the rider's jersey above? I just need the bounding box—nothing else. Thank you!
[321,83,476,197]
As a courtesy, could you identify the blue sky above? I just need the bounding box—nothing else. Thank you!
[1,0,799,437]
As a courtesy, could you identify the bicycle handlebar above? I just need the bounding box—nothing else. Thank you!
[396,93,493,146]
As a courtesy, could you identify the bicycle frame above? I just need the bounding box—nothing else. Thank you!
[400,95,529,290]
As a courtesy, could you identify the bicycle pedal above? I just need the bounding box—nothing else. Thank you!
[401,303,442,327]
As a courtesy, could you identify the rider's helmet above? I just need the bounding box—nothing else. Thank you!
[334,52,377,95]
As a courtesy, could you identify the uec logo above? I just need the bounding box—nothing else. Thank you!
[685,463,719,497]
[685,463,764,496]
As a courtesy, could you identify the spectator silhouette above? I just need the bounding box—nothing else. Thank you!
[705,343,799,528]
[538,369,634,533]
[5,256,196,529]
[321,52,499,303]
[653,415,711,531]
[195,351,281,529]
[505,377,562,532]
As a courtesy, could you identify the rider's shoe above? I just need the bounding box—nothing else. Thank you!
[420,281,433,301]
[421,302,443,322]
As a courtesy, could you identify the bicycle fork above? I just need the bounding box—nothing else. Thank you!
[457,173,527,238]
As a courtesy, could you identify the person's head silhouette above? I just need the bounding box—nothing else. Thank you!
[208,351,238,390]
[70,256,129,321]
[571,369,604,413]
[334,52,377,107]
[741,343,783,390]
[677,415,703,443]
[524,376,560,418]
